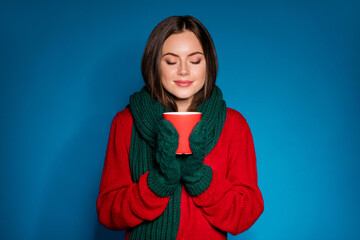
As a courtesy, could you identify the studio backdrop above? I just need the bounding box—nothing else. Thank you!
[1,0,359,239]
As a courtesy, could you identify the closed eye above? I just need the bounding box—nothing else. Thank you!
[191,60,201,64]
[166,61,177,65]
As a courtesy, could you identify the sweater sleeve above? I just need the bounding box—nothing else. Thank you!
[96,108,170,230]
[192,109,264,235]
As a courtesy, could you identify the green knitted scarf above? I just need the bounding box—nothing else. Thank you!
[128,86,227,240]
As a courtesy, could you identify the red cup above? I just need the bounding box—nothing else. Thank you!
[163,112,201,154]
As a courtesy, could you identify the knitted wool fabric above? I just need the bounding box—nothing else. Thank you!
[148,119,181,197]
[180,120,212,196]
[128,86,227,240]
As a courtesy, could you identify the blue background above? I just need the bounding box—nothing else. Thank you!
[1,0,359,239]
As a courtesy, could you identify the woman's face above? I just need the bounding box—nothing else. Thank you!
[160,30,206,111]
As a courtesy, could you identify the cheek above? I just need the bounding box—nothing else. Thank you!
[161,66,176,80]
[195,65,206,79]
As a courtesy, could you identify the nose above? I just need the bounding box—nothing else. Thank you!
[177,61,189,76]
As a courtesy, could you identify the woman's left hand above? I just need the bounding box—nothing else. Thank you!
[181,120,207,183]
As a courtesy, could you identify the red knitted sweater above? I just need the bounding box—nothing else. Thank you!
[97,107,264,239]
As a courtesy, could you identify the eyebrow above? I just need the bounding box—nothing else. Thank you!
[161,51,204,57]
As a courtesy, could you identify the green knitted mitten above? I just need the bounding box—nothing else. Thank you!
[181,120,213,196]
[148,119,181,197]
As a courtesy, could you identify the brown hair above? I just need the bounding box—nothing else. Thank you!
[141,15,218,112]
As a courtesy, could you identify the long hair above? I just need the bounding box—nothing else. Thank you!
[141,15,218,111]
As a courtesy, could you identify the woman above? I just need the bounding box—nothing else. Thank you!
[97,15,264,240]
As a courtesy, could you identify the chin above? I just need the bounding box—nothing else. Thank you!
[172,90,195,100]
[172,94,191,100]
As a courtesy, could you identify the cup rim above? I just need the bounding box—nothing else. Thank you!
[163,112,201,115]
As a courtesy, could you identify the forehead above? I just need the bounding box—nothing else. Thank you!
[162,30,203,54]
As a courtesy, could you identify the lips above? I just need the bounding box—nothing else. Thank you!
[174,80,193,87]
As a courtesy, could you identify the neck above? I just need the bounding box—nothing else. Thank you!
[175,98,192,112]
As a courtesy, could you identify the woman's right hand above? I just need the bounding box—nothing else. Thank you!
[147,119,181,196]
[147,119,182,197]
[155,119,181,184]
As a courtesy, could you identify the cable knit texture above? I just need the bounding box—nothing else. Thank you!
[128,87,181,240]
[181,120,213,196]
[147,119,181,197]
[96,87,264,240]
